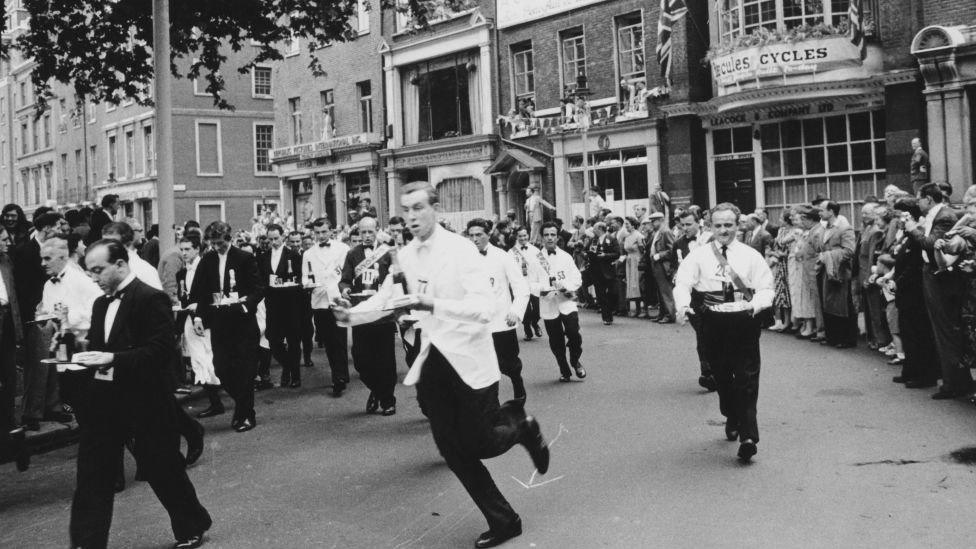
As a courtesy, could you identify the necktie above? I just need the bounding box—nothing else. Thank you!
[107,291,123,302]
[721,245,728,259]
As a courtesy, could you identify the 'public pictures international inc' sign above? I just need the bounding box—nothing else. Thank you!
[711,35,864,89]
[497,0,610,29]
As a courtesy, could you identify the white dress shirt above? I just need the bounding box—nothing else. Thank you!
[478,244,529,333]
[351,225,498,389]
[509,243,544,296]
[128,252,163,290]
[536,246,582,320]
[104,272,137,340]
[217,250,228,289]
[41,264,103,338]
[0,265,8,306]
[184,255,200,295]
[270,246,283,273]
[673,240,775,314]
[302,239,350,309]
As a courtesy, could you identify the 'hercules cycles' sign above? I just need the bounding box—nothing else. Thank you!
[711,35,864,88]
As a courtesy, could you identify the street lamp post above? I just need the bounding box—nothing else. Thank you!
[153,0,175,252]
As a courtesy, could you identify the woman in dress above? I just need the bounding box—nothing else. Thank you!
[767,209,798,332]
[622,216,645,316]
[791,205,823,339]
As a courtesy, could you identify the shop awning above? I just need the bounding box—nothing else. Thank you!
[485,148,546,175]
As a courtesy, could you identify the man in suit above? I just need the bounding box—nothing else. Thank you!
[669,210,716,390]
[288,230,315,369]
[258,224,304,388]
[586,221,620,325]
[339,216,397,415]
[16,211,69,431]
[86,194,118,246]
[71,239,211,549]
[189,221,263,432]
[510,227,543,340]
[815,200,858,348]
[646,212,677,323]
[0,231,29,472]
[743,214,774,257]
[906,183,973,399]
[754,208,779,239]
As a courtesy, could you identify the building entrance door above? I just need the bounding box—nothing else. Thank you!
[715,158,756,213]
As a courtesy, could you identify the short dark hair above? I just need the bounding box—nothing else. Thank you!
[797,205,820,223]
[466,218,492,233]
[515,226,529,237]
[179,234,202,249]
[34,212,63,231]
[184,220,201,231]
[709,202,741,222]
[288,230,303,238]
[388,216,405,226]
[266,223,284,236]
[102,221,135,246]
[554,218,564,227]
[32,206,54,223]
[87,238,129,264]
[679,210,699,222]
[893,196,922,220]
[818,200,840,216]
[625,216,640,229]
[204,221,233,241]
[541,221,559,233]
[100,194,119,208]
[917,183,944,203]
[312,217,330,229]
[401,181,439,206]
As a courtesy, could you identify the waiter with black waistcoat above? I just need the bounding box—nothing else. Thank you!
[72,239,212,549]
[189,222,263,433]
[258,224,304,388]
[674,203,774,463]
[339,216,398,415]
[335,182,550,548]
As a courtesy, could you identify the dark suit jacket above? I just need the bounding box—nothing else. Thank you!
[138,238,160,269]
[908,205,959,270]
[892,235,925,309]
[258,246,304,336]
[12,238,46,323]
[746,228,774,257]
[648,228,676,275]
[87,209,113,245]
[340,244,391,298]
[0,253,23,343]
[258,246,302,285]
[585,233,620,281]
[87,278,177,431]
[188,246,263,330]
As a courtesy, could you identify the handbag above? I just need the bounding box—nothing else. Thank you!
[710,243,774,326]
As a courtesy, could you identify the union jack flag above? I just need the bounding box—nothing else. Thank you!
[848,0,867,60]
[656,0,689,84]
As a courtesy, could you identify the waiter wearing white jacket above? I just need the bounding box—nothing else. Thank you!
[301,217,350,396]
[334,182,550,549]
[537,222,585,382]
[466,218,530,402]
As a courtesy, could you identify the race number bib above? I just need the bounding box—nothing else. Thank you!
[417,278,429,295]
[362,268,378,286]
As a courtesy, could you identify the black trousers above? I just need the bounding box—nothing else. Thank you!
[593,276,616,323]
[700,311,761,443]
[210,311,259,423]
[522,295,541,336]
[300,299,314,363]
[0,308,17,460]
[492,329,526,400]
[543,312,583,378]
[416,346,524,532]
[313,309,349,386]
[351,323,397,408]
[897,294,938,383]
[267,326,302,384]
[688,313,711,377]
[921,268,973,392]
[70,385,211,548]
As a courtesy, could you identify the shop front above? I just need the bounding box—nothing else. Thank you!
[271,132,385,229]
[551,120,662,221]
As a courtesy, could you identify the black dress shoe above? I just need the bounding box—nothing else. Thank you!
[737,440,757,461]
[724,423,739,442]
[332,382,346,397]
[809,335,824,343]
[698,375,717,392]
[835,342,856,349]
[10,428,29,472]
[533,326,542,338]
[254,379,274,391]
[173,534,204,549]
[602,320,613,326]
[558,375,571,383]
[523,333,533,341]
[289,379,302,389]
[572,361,586,379]
[904,379,936,389]
[366,393,379,414]
[303,360,314,368]
[519,416,549,474]
[932,389,965,400]
[380,405,396,416]
[892,376,909,384]
[22,418,40,431]
[44,411,74,423]
[234,418,256,433]
[185,422,205,466]
[474,517,522,548]
[196,406,225,419]
[887,357,905,365]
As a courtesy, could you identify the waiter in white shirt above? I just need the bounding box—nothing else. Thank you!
[38,235,102,424]
[674,203,774,463]
[510,227,543,341]
[537,222,586,382]
[101,222,163,290]
[335,182,550,549]
[466,218,530,402]
[302,217,351,396]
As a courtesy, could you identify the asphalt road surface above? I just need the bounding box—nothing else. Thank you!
[4,311,976,548]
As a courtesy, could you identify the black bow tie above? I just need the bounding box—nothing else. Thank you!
[548,250,556,256]
[521,246,528,250]
[319,242,330,248]
[50,275,62,284]
[479,250,487,256]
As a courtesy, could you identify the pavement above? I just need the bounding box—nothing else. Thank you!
[3,310,976,548]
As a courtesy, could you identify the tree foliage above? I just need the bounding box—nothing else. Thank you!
[0,0,467,111]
